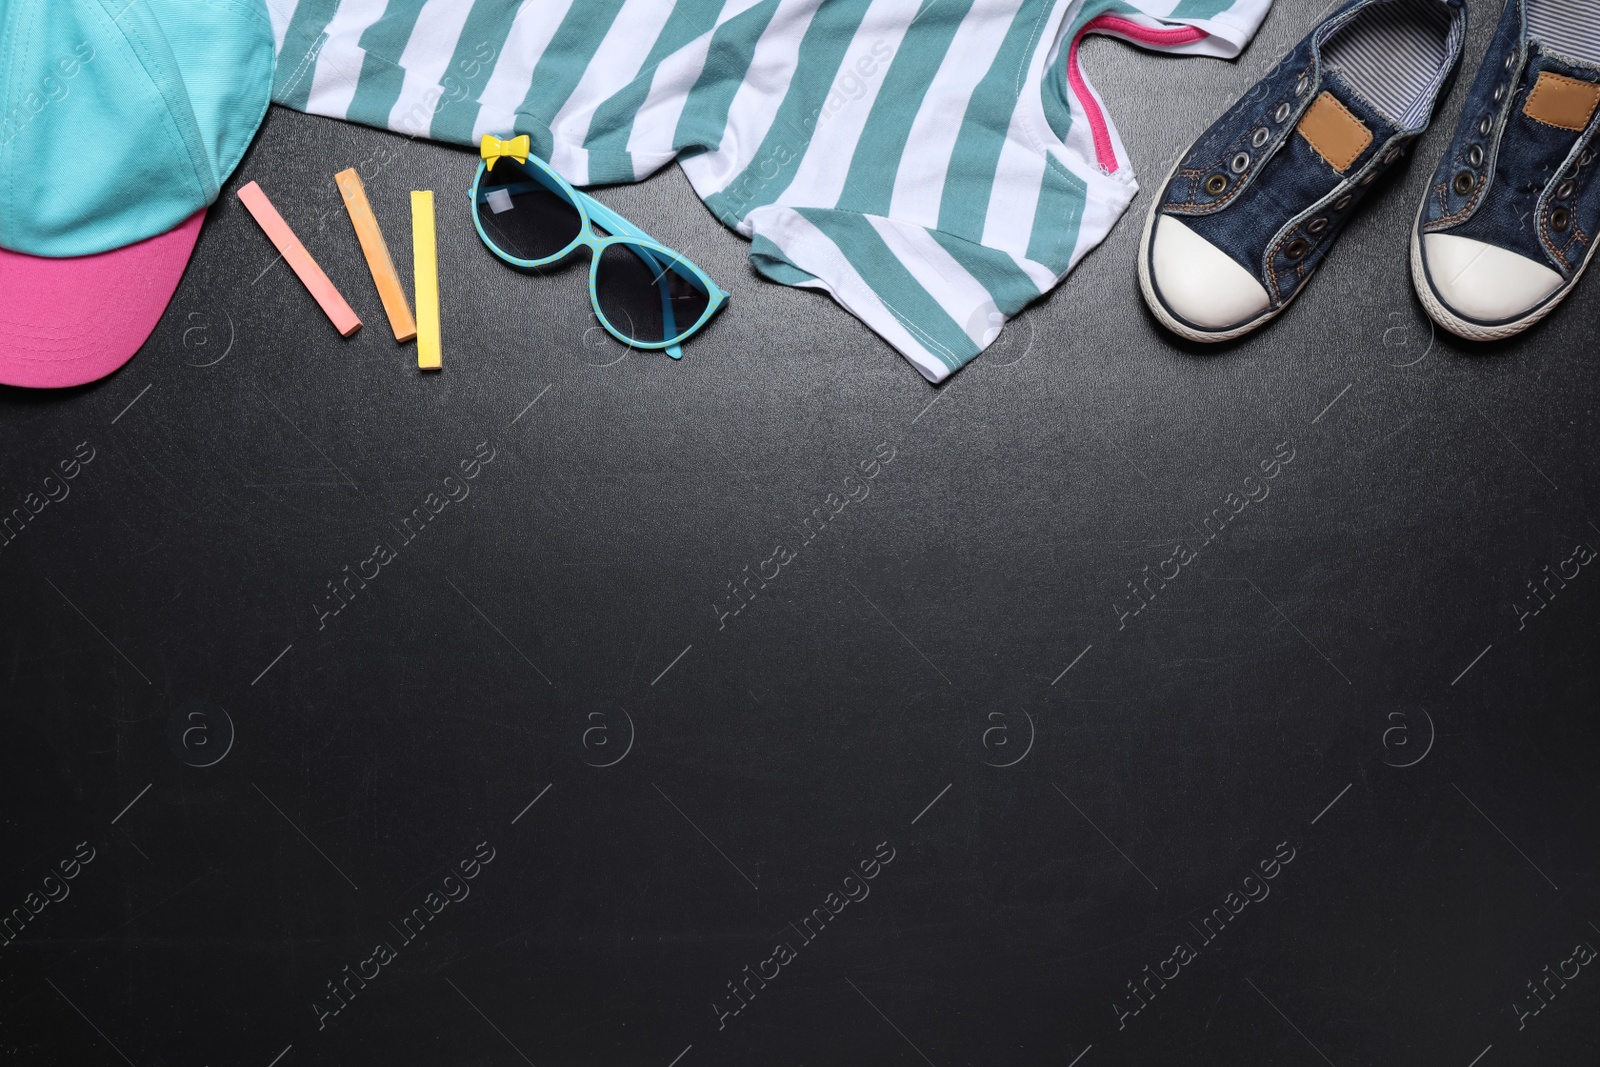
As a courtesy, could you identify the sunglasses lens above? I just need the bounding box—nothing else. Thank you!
[476,160,582,262]
[595,242,712,344]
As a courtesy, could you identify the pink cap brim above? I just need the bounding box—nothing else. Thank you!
[0,210,205,389]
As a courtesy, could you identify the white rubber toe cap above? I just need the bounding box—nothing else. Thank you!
[1149,215,1271,330]
[1421,233,1563,322]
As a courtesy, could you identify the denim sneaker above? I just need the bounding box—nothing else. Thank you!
[1140,0,1468,342]
[1412,0,1600,340]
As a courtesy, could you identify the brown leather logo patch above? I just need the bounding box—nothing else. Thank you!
[1296,91,1372,172]
[1523,71,1600,131]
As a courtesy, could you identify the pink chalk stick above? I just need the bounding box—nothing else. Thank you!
[237,181,361,337]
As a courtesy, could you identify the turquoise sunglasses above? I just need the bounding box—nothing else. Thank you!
[470,136,728,359]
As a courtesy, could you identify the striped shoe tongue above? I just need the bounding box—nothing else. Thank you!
[1527,0,1600,67]
[1320,0,1456,128]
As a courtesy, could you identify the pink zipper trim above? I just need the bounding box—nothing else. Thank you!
[1066,15,1210,173]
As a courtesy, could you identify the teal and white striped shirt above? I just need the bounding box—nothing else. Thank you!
[270,0,1270,381]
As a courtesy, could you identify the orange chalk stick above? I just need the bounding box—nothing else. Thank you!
[334,169,416,343]
[237,180,362,337]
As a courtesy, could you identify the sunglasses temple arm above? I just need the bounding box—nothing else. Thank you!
[661,286,684,360]
[577,191,654,244]
[576,192,690,357]
[628,245,681,358]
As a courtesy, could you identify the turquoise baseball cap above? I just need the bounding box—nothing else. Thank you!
[0,0,274,387]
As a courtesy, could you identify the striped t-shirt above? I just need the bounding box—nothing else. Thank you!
[269,0,1271,381]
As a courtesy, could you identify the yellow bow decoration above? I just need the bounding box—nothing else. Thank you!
[481,134,530,171]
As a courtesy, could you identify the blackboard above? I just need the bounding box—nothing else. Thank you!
[2,1,1596,1063]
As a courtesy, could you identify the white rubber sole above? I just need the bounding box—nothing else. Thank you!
[1409,195,1597,341]
[1136,155,1302,344]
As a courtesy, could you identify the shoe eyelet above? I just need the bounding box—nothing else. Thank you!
[1333,194,1353,210]
[1230,151,1251,174]
[1467,144,1484,167]
[1295,74,1308,96]
[1204,173,1229,195]
[1252,126,1271,147]
[1582,150,1594,167]
[1479,116,1493,137]
[1275,101,1293,122]
[1493,83,1506,102]
[1284,238,1309,260]
[1307,217,1329,234]
[1382,147,1401,164]
[1551,207,1571,232]
[1453,171,1476,196]
[1556,179,1575,200]
[1359,170,1377,185]
[1505,52,1515,71]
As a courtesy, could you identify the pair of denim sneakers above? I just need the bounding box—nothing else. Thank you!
[1140,0,1600,342]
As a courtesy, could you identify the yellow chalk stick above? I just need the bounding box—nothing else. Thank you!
[410,190,441,371]
[336,169,416,343]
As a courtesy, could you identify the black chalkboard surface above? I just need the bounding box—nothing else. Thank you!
[2,1,1596,1063]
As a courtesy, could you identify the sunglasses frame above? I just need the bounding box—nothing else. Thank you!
[469,152,728,359]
